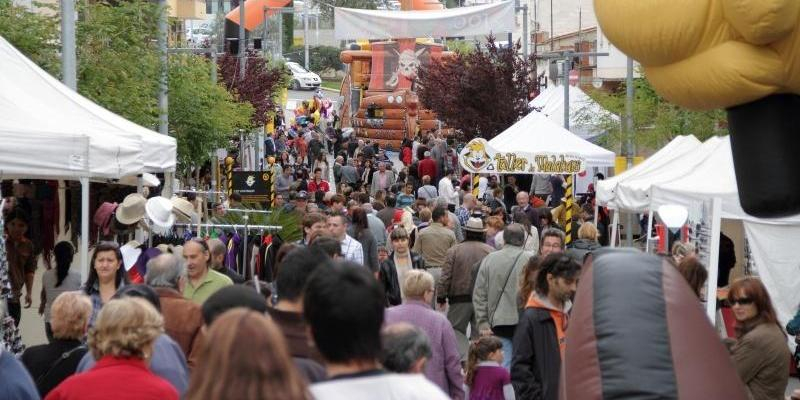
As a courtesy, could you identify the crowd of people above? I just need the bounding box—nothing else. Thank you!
[1,123,798,400]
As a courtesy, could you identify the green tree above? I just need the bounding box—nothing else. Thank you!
[311,0,377,20]
[76,0,161,128]
[286,45,342,72]
[578,75,727,153]
[0,0,60,75]
[169,54,253,173]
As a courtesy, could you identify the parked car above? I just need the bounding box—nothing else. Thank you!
[286,61,321,90]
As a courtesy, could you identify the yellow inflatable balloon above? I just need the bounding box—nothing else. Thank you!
[594,0,800,110]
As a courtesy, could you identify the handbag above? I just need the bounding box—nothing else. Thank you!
[35,345,86,387]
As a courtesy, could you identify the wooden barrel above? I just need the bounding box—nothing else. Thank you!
[355,109,406,119]
[353,118,406,130]
[418,119,442,131]
[354,128,407,141]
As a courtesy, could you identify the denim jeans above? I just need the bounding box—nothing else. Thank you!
[499,336,513,370]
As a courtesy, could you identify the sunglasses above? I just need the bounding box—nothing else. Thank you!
[729,297,754,306]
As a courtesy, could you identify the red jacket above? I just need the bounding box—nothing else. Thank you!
[46,357,178,400]
[418,158,438,180]
[308,179,330,193]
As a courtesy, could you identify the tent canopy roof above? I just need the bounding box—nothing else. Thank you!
[488,110,615,167]
[650,136,800,225]
[0,36,176,180]
[596,135,701,209]
[529,84,619,140]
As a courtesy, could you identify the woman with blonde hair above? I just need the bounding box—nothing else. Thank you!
[46,297,178,400]
[566,222,601,263]
[186,308,310,400]
[22,291,91,397]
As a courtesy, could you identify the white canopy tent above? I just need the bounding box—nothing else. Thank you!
[596,135,701,210]
[608,136,723,213]
[649,136,800,336]
[0,36,177,280]
[529,84,620,140]
[488,110,616,168]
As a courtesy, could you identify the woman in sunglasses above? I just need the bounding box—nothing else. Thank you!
[727,277,789,400]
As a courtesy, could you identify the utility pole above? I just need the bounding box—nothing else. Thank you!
[303,0,309,69]
[625,56,635,246]
[60,0,76,90]
[239,0,246,78]
[158,0,168,136]
[539,50,609,131]
[515,0,528,58]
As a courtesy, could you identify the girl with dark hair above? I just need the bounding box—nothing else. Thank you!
[727,277,789,400]
[83,241,128,327]
[464,336,514,400]
[511,211,540,253]
[348,208,380,273]
[517,256,541,310]
[40,241,81,342]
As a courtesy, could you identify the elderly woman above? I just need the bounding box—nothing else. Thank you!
[46,297,179,400]
[727,277,790,400]
[385,270,464,400]
[22,291,91,397]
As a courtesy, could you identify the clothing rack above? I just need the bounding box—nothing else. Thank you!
[226,208,273,214]
[174,221,282,294]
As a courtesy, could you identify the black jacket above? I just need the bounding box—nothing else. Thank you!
[20,339,86,397]
[511,307,561,400]
[566,239,601,264]
[379,251,426,306]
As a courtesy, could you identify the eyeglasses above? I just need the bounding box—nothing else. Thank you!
[729,297,754,306]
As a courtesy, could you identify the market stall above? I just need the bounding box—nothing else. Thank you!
[649,136,800,333]
[0,36,177,280]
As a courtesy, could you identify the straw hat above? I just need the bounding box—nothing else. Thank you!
[145,197,175,235]
[171,196,198,224]
[116,194,147,225]
[464,217,487,233]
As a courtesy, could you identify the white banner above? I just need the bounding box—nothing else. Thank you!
[460,138,587,175]
[334,2,515,41]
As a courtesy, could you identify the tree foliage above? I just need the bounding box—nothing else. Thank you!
[578,75,727,152]
[0,0,61,76]
[311,0,377,20]
[417,37,537,139]
[218,50,289,126]
[169,54,253,173]
[286,45,343,72]
[77,0,162,128]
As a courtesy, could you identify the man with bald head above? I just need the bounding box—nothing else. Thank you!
[208,238,245,284]
[145,253,204,367]
[512,191,541,234]
[182,239,233,304]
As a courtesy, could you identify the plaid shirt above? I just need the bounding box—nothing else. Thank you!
[340,234,364,266]
[455,206,470,227]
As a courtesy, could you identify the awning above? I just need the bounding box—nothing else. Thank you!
[334,2,515,41]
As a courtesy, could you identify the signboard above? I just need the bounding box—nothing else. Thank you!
[231,171,274,203]
[459,138,586,175]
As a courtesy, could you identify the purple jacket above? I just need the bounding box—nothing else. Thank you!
[385,300,465,400]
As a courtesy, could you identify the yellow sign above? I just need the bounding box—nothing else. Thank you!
[460,138,587,175]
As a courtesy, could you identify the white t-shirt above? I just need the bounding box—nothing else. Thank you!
[42,269,82,322]
[311,373,449,400]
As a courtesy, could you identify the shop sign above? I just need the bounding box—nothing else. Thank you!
[459,138,586,174]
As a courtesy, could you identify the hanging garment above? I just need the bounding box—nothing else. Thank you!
[0,199,12,300]
[1,316,25,355]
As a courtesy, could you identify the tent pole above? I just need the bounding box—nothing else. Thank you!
[610,211,619,248]
[645,210,654,253]
[80,177,89,284]
[705,197,723,323]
